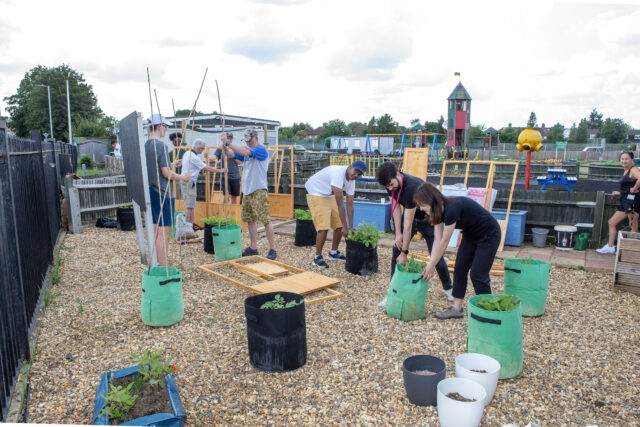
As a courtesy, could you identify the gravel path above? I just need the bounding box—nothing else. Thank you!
[27,227,640,426]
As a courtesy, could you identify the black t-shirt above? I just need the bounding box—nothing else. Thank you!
[385,173,427,220]
[442,196,500,241]
[214,148,241,180]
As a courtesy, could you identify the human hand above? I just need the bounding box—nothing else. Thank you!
[632,188,639,194]
[397,252,407,266]
[394,235,403,250]
[422,264,435,281]
[174,159,182,167]
[220,133,227,144]
[341,227,348,237]
[183,172,191,182]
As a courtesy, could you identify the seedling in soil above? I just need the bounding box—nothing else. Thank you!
[131,350,178,390]
[260,294,303,309]
[294,209,313,221]
[346,222,382,248]
[201,216,237,227]
[404,255,426,274]
[99,382,139,422]
[446,392,476,402]
[476,295,520,311]
[517,256,535,264]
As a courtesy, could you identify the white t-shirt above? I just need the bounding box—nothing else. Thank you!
[305,165,356,197]
[113,143,122,158]
[180,150,206,183]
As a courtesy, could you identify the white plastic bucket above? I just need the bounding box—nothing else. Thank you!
[437,377,486,427]
[554,225,577,250]
[455,353,501,406]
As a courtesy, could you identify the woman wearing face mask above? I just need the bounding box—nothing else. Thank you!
[596,151,640,254]
[413,183,501,320]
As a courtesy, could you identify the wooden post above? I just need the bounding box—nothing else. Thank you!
[133,201,147,265]
[592,191,605,249]
[67,184,83,234]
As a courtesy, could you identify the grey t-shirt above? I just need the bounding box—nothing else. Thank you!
[145,138,174,197]
[214,148,241,180]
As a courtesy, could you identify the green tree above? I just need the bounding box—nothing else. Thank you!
[318,119,350,140]
[347,121,363,132]
[278,127,294,140]
[469,124,486,138]
[174,109,204,117]
[499,126,520,145]
[597,118,630,144]
[546,122,566,143]
[4,64,103,140]
[588,108,603,129]
[410,118,421,126]
[527,112,537,127]
[568,119,589,144]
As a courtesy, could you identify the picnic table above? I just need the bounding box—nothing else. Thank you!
[536,168,577,193]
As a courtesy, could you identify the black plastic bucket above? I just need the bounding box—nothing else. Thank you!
[244,292,306,372]
[294,219,317,247]
[116,207,135,231]
[203,224,215,254]
[345,239,378,276]
[402,355,446,406]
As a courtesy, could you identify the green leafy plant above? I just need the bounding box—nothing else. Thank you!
[515,256,535,264]
[79,154,93,168]
[346,222,382,248]
[131,350,178,389]
[260,293,303,309]
[404,255,426,273]
[118,204,133,209]
[201,216,237,227]
[476,295,520,311]
[98,382,139,422]
[294,209,313,220]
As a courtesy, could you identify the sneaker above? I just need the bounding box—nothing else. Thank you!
[595,244,616,255]
[266,249,277,260]
[313,255,329,269]
[435,306,464,320]
[443,287,454,301]
[242,247,259,257]
[327,250,347,262]
[377,296,387,308]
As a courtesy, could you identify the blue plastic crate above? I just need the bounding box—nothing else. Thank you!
[344,199,391,232]
[490,209,528,246]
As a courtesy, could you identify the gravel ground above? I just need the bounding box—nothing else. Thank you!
[27,227,640,426]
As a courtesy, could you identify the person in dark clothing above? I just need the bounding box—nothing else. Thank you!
[213,132,242,204]
[375,162,453,301]
[597,151,640,254]
[413,183,501,320]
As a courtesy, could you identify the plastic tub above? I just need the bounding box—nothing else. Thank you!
[531,228,549,248]
[402,355,446,406]
[437,377,486,427]
[455,353,501,406]
[554,225,577,250]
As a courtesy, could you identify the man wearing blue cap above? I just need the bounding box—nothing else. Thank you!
[304,161,366,268]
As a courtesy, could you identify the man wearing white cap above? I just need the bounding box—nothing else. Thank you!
[145,114,191,266]
[221,129,277,260]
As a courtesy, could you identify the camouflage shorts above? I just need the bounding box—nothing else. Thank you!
[242,189,270,224]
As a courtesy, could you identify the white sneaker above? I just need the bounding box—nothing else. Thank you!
[443,288,454,301]
[595,244,616,254]
[378,296,387,308]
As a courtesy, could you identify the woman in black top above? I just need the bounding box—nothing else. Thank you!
[413,183,501,320]
[596,151,640,254]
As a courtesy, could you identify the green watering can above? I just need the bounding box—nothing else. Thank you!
[573,232,589,251]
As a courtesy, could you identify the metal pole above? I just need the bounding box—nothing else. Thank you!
[46,86,53,139]
[66,80,72,143]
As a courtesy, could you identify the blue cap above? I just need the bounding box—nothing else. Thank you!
[351,160,367,174]
[147,114,172,126]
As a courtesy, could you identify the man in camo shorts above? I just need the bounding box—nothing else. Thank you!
[220,129,277,260]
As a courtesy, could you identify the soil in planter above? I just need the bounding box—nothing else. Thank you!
[110,375,173,425]
[413,369,437,375]
[446,392,476,402]
[470,369,488,373]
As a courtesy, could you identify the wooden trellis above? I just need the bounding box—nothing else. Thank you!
[408,252,505,276]
[198,256,343,305]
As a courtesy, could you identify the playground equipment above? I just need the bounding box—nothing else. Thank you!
[516,127,543,190]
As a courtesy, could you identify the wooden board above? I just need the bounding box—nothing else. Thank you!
[619,231,640,251]
[408,252,504,276]
[198,256,342,305]
[401,148,429,180]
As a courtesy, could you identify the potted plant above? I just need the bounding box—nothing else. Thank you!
[293,209,316,247]
[503,257,551,316]
[386,256,429,321]
[201,217,237,255]
[345,222,381,276]
[93,350,186,426]
[116,205,135,231]
[244,292,306,372]
[455,353,501,406]
[437,377,487,427]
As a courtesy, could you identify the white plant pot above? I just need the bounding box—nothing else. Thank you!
[437,377,486,427]
[455,353,501,406]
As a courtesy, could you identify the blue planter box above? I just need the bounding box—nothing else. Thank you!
[345,199,391,232]
[490,209,528,246]
[93,365,186,426]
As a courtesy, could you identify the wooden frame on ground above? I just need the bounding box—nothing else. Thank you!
[408,252,505,276]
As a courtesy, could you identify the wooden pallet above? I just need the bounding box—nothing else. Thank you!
[198,256,343,304]
[613,231,640,295]
[408,252,505,276]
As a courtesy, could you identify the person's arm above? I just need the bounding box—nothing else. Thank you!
[631,168,640,193]
[422,223,455,280]
[396,207,416,266]
[392,204,403,250]
[345,194,355,233]
[332,186,349,236]
[161,166,190,182]
[203,166,227,173]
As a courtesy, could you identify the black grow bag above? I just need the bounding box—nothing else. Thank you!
[294,219,317,247]
[116,207,135,231]
[345,239,378,276]
[203,224,215,254]
[244,291,307,372]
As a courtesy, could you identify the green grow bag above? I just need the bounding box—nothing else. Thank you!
[467,294,523,379]
[385,264,429,322]
[141,267,184,327]
[503,258,551,317]
[212,224,242,261]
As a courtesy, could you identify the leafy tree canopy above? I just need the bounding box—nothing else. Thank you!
[527,112,537,128]
[4,64,103,140]
[173,109,205,117]
[347,121,363,132]
[588,108,603,129]
[568,119,589,144]
[546,122,566,143]
[365,114,398,135]
[499,126,520,145]
[318,119,350,140]
[597,118,630,144]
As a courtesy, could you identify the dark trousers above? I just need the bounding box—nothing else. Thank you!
[452,231,501,299]
[391,219,452,290]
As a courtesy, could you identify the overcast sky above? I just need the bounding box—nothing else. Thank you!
[1,0,639,130]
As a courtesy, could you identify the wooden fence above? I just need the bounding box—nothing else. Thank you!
[64,175,130,233]
[104,155,124,173]
[469,149,624,162]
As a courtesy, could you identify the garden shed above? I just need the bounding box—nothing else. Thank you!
[76,139,109,163]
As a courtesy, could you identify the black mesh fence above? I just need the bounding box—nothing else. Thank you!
[0,128,76,422]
